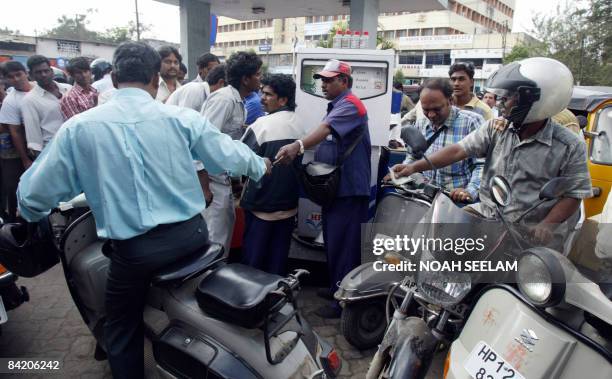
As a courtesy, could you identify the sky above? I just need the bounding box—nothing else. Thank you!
[1,0,573,43]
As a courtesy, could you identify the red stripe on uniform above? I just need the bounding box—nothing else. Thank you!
[345,94,367,117]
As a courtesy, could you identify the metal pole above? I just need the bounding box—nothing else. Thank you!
[135,0,141,41]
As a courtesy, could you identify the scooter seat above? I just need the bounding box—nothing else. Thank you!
[195,264,284,328]
[151,243,224,286]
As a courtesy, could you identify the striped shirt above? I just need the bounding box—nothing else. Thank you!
[60,84,98,120]
[405,106,485,199]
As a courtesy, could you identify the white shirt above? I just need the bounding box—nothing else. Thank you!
[21,82,72,151]
[0,83,35,125]
[156,77,182,103]
[166,81,210,112]
[92,73,114,94]
[165,82,212,172]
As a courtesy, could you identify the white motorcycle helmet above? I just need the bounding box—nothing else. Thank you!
[485,57,573,129]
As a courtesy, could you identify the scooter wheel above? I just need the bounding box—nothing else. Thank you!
[341,299,387,350]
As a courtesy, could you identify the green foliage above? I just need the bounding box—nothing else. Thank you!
[317,21,349,48]
[503,44,531,64]
[42,10,151,44]
[393,69,405,84]
[530,0,611,85]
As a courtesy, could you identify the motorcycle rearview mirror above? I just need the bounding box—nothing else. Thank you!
[539,177,573,200]
[400,127,428,159]
[576,115,588,130]
[489,175,511,208]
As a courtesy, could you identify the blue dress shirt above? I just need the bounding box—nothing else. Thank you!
[17,88,266,240]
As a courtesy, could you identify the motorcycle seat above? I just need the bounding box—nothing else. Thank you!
[195,264,284,328]
[151,243,224,286]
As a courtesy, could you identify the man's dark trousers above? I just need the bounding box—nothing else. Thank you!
[104,214,209,379]
[241,210,294,275]
[322,196,369,304]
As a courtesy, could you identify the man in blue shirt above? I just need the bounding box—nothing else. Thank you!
[276,59,371,318]
[244,90,265,125]
[17,42,270,379]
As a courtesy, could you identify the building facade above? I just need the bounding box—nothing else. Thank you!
[211,0,526,88]
[0,33,116,70]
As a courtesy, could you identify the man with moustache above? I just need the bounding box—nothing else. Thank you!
[276,59,371,318]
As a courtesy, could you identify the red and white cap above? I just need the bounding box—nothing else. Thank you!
[313,59,352,79]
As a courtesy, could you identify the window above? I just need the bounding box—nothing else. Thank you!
[463,58,483,69]
[486,58,502,64]
[301,59,389,100]
[591,106,612,165]
[425,51,451,67]
[408,29,419,37]
[421,28,433,36]
[397,30,407,38]
[435,28,448,35]
[384,31,394,39]
[399,52,422,65]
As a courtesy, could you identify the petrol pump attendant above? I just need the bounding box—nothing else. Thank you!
[276,59,371,318]
[16,42,270,379]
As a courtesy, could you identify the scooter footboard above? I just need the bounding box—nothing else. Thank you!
[446,287,612,379]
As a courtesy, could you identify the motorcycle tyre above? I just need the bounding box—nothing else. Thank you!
[341,299,388,350]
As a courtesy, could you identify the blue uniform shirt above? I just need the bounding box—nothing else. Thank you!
[244,91,265,125]
[314,90,371,198]
[17,88,266,240]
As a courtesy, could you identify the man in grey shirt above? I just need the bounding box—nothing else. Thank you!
[200,51,263,253]
[390,58,591,243]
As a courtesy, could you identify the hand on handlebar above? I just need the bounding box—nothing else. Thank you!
[528,223,555,245]
[449,188,473,203]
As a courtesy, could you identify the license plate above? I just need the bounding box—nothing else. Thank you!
[464,341,524,379]
[0,296,7,324]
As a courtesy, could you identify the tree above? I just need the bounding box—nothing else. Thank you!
[45,10,102,41]
[103,21,151,43]
[44,10,151,44]
[503,44,531,64]
[317,21,349,48]
[0,26,20,35]
[530,0,611,85]
[393,69,405,85]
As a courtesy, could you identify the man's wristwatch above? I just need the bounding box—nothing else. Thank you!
[296,139,305,155]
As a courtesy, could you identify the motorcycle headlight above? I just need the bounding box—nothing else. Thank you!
[417,269,471,307]
[382,251,404,265]
[516,248,565,308]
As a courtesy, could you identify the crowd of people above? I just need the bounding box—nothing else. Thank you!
[0,40,597,378]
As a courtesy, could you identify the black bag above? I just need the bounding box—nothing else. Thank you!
[298,130,365,207]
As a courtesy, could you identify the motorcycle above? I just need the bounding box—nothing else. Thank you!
[335,175,445,350]
[365,128,584,379]
[0,263,29,335]
[443,176,612,379]
[335,125,476,351]
[0,196,341,378]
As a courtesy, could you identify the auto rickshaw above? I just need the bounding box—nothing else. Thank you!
[568,86,612,217]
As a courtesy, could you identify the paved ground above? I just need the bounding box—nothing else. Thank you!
[0,243,444,378]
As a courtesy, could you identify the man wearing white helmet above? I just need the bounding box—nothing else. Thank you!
[389,57,592,242]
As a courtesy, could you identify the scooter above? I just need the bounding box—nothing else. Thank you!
[443,177,612,379]
[0,197,341,378]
